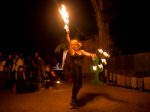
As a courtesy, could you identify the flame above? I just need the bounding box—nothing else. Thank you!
[59,5,69,32]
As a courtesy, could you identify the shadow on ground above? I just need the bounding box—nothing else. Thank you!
[78,92,129,107]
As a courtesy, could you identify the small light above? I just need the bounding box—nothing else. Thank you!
[103,52,108,57]
[98,64,103,69]
[101,59,107,65]
[98,49,103,54]
[93,66,97,71]
[56,80,61,84]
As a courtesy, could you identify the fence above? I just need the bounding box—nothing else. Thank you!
[106,52,150,91]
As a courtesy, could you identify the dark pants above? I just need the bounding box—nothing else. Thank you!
[71,65,82,100]
[16,79,26,93]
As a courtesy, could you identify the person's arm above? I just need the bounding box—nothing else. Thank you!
[81,50,96,59]
[15,72,17,80]
[23,72,26,80]
[66,32,75,55]
[51,71,56,77]
[66,32,71,43]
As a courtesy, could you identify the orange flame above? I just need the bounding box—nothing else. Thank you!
[59,5,69,32]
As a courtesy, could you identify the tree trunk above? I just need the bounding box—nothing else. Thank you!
[90,0,111,51]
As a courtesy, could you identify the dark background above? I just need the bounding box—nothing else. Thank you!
[1,0,98,56]
[1,0,148,57]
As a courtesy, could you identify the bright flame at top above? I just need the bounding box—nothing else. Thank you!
[59,5,69,32]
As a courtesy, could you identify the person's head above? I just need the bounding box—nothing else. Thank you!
[8,54,12,59]
[15,54,19,59]
[34,52,39,58]
[70,39,82,51]
[45,64,51,72]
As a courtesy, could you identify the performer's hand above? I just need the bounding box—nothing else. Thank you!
[65,24,69,33]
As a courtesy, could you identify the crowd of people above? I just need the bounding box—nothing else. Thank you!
[0,42,108,109]
[0,51,58,93]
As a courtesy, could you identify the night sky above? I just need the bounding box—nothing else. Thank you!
[1,0,98,55]
[1,0,147,57]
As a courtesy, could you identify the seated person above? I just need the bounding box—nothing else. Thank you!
[42,64,56,88]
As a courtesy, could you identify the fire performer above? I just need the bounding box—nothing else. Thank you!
[59,4,97,108]
[66,32,97,108]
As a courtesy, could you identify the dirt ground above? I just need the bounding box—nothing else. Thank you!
[0,79,150,112]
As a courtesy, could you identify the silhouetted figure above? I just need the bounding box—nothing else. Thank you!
[15,65,26,93]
